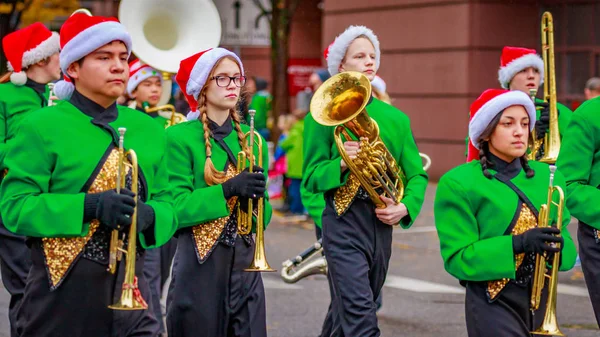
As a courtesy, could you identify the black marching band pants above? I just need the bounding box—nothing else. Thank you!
[321,194,393,337]
[578,221,600,327]
[167,234,266,337]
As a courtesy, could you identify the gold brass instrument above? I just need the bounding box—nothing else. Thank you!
[237,110,274,272]
[311,71,404,208]
[108,127,148,310]
[530,165,564,335]
[143,103,187,127]
[529,11,560,164]
[281,239,327,284]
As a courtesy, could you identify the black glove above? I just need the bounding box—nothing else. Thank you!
[512,226,563,255]
[85,189,136,231]
[534,102,550,140]
[222,166,266,199]
[136,200,155,234]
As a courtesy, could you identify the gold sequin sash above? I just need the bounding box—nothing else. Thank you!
[42,148,130,289]
[487,204,538,300]
[191,164,238,263]
[333,173,361,216]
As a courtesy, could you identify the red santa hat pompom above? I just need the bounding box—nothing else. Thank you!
[175,48,244,121]
[326,25,380,77]
[1,22,59,86]
[467,89,536,162]
[127,59,161,96]
[54,13,132,100]
[498,46,544,89]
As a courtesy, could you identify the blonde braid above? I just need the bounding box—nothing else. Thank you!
[200,101,228,185]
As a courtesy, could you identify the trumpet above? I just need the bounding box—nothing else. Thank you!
[281,239,327,284]
[237,110,274,272]
[529,12,560,163]
[311,71,404,208]
[107,127,148,310]
[530,165,564,335]
[143,102,187,128]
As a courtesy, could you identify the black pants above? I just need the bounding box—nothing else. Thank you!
[465,281,546,337]
[0,220,31,337]
[167,234,266,337]
[17,241,160,337]
[578,221,600,327]
[321,196,393,337]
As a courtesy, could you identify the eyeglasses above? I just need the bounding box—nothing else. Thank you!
[210,76,247,87]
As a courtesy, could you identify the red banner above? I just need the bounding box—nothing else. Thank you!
[287,58,322,96]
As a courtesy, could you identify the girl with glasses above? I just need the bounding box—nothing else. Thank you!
[165,48,271,337]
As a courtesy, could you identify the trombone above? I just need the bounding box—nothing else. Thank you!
[143,102,187,128]
[107,127,148,310]
[237,110,274,272]
[530,165,564,336]
[529,11,560,163]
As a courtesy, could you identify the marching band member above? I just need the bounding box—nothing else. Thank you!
[556,95,600,326]
[166,48,271,336]
[0,13,176,336]
[0,22,60,337]
[303,25,428,336]
[436,89,576,336]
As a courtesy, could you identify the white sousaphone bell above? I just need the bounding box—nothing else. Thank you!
[118,0,223,106]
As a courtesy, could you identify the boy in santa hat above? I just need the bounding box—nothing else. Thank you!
[303,25,427,336]
[557,77,600,326]
[127,59,186,129]
[0,13,176,337]
[437,88,575,336]
[0,21,60,337]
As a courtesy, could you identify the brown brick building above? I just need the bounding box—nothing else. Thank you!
[49,1,600,179]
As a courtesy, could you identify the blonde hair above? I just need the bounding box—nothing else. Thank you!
[199,56,250,185]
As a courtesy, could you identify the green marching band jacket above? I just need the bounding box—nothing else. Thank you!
[0,101,177,288]
[434,159,576,297]
[557,97,600,230]
[0,81,49,167]
[302,97,428,228]
[463,99,573,157]
[165,119,272,262]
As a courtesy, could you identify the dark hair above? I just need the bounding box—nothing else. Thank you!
[477,111,534,179]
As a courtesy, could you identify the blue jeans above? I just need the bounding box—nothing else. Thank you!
[288,178,304,214]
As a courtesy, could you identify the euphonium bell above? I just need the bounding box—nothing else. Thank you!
[236,110,274,272]
[108,127,148,310]
[529,11,560,164]
[310,71,405,208]
[530,165,564,336]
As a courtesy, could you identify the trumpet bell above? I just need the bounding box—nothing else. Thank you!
[118,0,222,74]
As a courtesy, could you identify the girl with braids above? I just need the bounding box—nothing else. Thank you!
[434,89,577,336]
[165,48,271,337]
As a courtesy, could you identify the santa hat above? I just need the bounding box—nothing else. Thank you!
[325,25,380,76]
[175,48,244,121]
[53,13,132,100]
[127,59,162,96]
[498,46,544,89]
[2,22,59,86]
[467,89,536,162]
[371,75,387,93]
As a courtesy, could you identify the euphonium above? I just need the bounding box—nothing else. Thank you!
[311,71,404,208]
[143,102,186,128]
[530,165,564,336]
[108,127,148,310]
[281,239,327,284]
[237,110,274,272]
[529,11,560,164]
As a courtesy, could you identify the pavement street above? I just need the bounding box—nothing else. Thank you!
[0,183,596,336]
